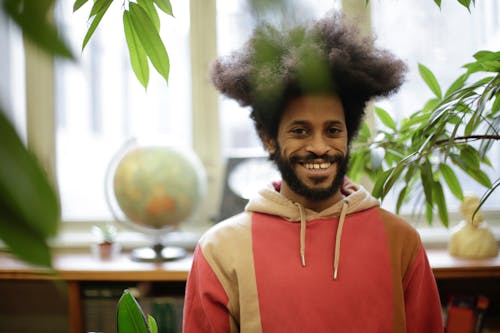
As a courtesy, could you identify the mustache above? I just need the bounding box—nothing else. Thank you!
[289,152,344,164]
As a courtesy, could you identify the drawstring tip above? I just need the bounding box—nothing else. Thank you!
[301,254,306,267]
[333,268,338,280]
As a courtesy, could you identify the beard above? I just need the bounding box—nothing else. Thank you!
[273,147,349,201]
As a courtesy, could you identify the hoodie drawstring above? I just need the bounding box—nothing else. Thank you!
[295,203,307,267]
[333,200,348,280]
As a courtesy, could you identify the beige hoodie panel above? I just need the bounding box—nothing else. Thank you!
[378,208,422,333]
[199,212,263,333]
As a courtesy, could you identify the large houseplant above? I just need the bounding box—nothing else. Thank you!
[349,52,499,226]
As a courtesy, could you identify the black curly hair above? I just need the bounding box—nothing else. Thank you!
[211,12,407,148]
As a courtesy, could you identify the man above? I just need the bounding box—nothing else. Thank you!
[183,13,443,333]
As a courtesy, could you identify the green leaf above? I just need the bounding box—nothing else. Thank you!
[418,63,442,99]
[395,186,408,214]
[444,73,468,98]
[421,98,440,113]
[382,164,405,199]
[457,0,472,11]
[492,92,500,115]
[147,315,158,333]
[439,164,464,201]
[73,0,89,12]
[129,2,170,84]
[473,50,497,61]
[434,0,442,8]
[123,10,150,88]
[0,111,60,238]
[460,146,480,169]
[138,0,161,31]
[375,107,396,130]
[467,169,492,188]
[117,290,150,333]
[420,160,434,206]
[153,0,173,16]
[3,0,74,59]
[347,150,365,182]
[82,0,113,51]
[432,181,448,227]
[372,168,393,199]
[0,212,52,268]
[358,121,371,140]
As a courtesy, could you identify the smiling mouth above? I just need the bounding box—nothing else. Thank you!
[302,161,332,170]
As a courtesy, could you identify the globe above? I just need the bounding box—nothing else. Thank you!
[105,139,206,261]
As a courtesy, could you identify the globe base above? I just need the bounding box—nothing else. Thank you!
[130,243,186,262]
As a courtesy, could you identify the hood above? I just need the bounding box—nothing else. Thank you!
[245,177,379,280]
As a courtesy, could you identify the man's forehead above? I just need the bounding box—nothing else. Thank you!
[281,94,345,121]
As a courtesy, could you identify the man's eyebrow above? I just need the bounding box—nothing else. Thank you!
[288,120,310,126]
[327,120,345,127]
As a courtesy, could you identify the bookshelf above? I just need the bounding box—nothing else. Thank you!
[1,249,499,333]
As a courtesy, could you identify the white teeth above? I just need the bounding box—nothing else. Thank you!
[304,162,331,169]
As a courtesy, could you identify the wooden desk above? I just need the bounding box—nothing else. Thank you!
[1,249,499,333]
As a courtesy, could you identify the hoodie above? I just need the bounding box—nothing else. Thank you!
[183,179,443,333]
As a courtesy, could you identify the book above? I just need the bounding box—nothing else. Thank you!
[445,295,490,333]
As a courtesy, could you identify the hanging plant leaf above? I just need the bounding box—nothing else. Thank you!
[82,0,113,51]
[128,2,170,84]
[153,0,174,16]
[73,0,90,12]
[138,0,161,31]
[123,10,150,88]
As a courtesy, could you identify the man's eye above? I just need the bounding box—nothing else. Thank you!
[291,128,307,135]
[327,128,341,135]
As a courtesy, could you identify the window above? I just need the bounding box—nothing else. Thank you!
[0,9,25,140]
[7,0,498,242]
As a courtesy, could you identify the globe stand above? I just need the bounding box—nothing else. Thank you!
[130,242,186,262]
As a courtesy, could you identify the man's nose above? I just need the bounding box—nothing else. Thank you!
[306,134,331,156]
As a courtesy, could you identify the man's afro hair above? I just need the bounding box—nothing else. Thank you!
[210,12,407,144]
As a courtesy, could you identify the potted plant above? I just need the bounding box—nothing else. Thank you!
[92,224,121,260]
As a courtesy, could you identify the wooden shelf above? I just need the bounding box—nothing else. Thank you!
[2,249,500,281]
[1,249,499,333]
[0,251,192,281]
[427,249,500,279]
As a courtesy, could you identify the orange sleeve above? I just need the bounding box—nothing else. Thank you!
[403,245,444,333]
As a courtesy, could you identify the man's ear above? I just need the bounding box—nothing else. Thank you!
[262,135,277,155]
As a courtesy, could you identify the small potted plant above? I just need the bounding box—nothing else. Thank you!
[92,224,121,260]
